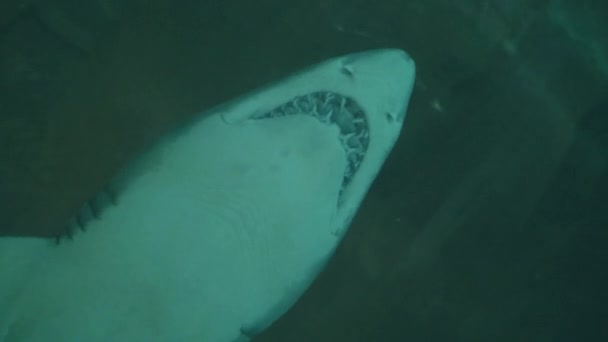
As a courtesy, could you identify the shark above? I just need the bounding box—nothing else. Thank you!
[0,49,415,341]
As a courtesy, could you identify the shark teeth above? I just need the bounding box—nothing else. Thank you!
[254,91,369,193]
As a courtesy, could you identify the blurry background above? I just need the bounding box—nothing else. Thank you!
[1,0,606,340]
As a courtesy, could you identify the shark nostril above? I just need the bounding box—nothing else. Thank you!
[341,64,354,78]
[385,112,394,123]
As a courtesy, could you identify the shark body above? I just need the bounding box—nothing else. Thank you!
[0,49,415,341]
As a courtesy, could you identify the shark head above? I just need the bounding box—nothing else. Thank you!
[220,49,415,236]
[209,48,416,337]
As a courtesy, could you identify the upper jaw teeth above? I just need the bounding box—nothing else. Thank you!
[254,91,370,193]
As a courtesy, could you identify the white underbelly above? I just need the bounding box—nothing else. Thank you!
[1,115,345,341]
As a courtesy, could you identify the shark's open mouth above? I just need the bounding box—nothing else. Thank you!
[254,91,370,192]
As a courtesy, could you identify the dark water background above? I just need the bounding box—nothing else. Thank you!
[1,0,606,340]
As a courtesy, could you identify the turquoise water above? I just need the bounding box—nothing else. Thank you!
[1,0,606,340]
